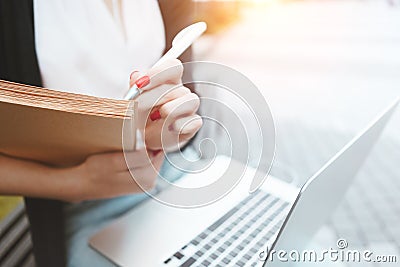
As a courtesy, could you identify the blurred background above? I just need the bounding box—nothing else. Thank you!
[191,0,400,265]
[193,0,399,144]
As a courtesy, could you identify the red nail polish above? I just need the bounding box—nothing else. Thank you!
[135,76,150,89]
[130,71,139,80]
[150,110,161,121]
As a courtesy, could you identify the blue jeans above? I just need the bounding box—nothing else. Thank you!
[64,150,194,267]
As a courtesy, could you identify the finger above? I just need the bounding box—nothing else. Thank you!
[129,71,142,88]
[151,151,165,169]
[142,119,166,149]
[86,152,128,172]
[157,86,192,107]
[119,153,164,191]
[159,93,200,120]
[124,149,160,170]
[137,85,191,111]
[143,115,201,151]
[149,130,198,152]
[170,115,203,135]
[138,59,183,91]
[107,174,143,196]
[92,150,154,172]
[178,131,199,146]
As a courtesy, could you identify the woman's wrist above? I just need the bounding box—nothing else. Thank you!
[45,165,83,202]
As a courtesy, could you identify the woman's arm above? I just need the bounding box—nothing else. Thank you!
[0,153,73,200]
[0,149,164,202]
[0,60,201,202]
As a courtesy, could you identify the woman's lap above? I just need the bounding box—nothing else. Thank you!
[64,194,149,267]
[65,149,195,267]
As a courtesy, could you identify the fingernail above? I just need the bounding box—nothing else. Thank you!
[135,76,150,89]
[150,110,161,121]
[130,71,139,80]
[152,150,162,157]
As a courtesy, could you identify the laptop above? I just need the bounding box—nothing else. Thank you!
[90,98,399,267]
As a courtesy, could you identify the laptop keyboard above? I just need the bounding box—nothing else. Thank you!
[162,191,290,267]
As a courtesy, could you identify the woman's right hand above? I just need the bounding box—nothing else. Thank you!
[66,149,164,202]
[130,59,202,152]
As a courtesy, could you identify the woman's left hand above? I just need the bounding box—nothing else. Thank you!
[130,59,202,152]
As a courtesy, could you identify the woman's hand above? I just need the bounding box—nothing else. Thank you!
[67,149,164,202]
[130,59,202,152]
[0,150,163,203]
[0,60,200,202]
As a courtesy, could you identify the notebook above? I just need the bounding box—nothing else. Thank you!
[0,79,137,167]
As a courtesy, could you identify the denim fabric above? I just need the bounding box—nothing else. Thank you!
[64,149,196,267]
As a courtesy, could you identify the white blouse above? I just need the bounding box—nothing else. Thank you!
[34,0,166,99]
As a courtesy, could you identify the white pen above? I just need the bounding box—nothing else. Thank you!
[124,22,207,100]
